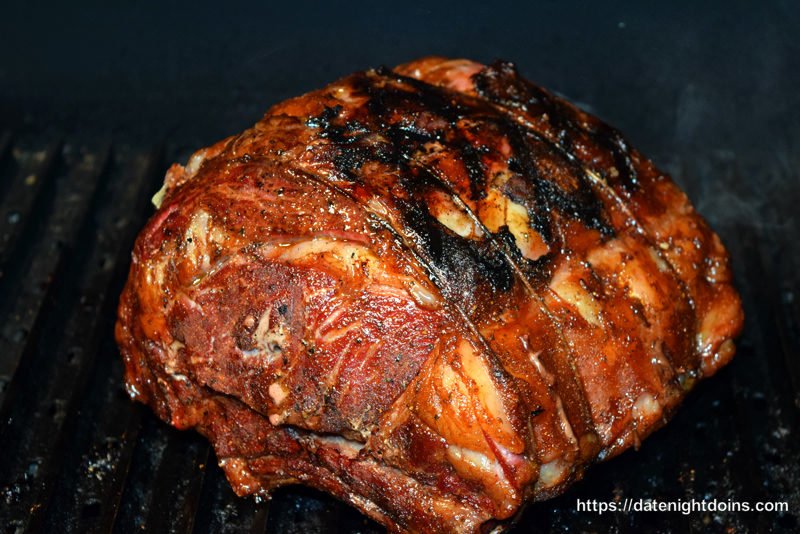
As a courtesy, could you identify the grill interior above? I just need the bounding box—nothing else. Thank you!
[0,129,797,533]
[1,2,799,532]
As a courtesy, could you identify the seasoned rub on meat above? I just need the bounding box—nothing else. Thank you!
[115,57,743,533]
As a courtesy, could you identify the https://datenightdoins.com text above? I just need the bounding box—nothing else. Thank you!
[577,497,789,515]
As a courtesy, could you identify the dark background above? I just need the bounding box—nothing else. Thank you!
[2,2,798,154]
[0,2,798,533]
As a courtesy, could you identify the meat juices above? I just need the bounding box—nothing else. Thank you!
[115,57,743,533]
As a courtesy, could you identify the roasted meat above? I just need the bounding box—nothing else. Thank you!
[115,57,743,533]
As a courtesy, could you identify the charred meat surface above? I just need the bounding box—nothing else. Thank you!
[115,57,743,533]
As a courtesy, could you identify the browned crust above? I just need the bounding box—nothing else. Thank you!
[115,57,743,533]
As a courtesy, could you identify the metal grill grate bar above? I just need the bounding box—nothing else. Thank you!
[0,131,15,201]
[0,144,109,413]
[0,142,62,298]
[0,146,164,531]
[33,147,168,533]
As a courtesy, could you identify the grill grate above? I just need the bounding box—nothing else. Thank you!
[0,133,797,533]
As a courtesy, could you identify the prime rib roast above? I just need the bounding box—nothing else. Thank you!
[115,57,744,532]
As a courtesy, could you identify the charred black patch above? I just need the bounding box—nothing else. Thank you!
[534,175,613,237]
[474,60,638,189]
[381,123,438,163]
[398,192,513,299]
[329,144,372,180]
[593,121,638,187]
[504,124,613,239]
[367,71,495,200]
[306,105,343,131]
[504,124,558,242]
[456,138,490,200]
[371,67,471,123]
